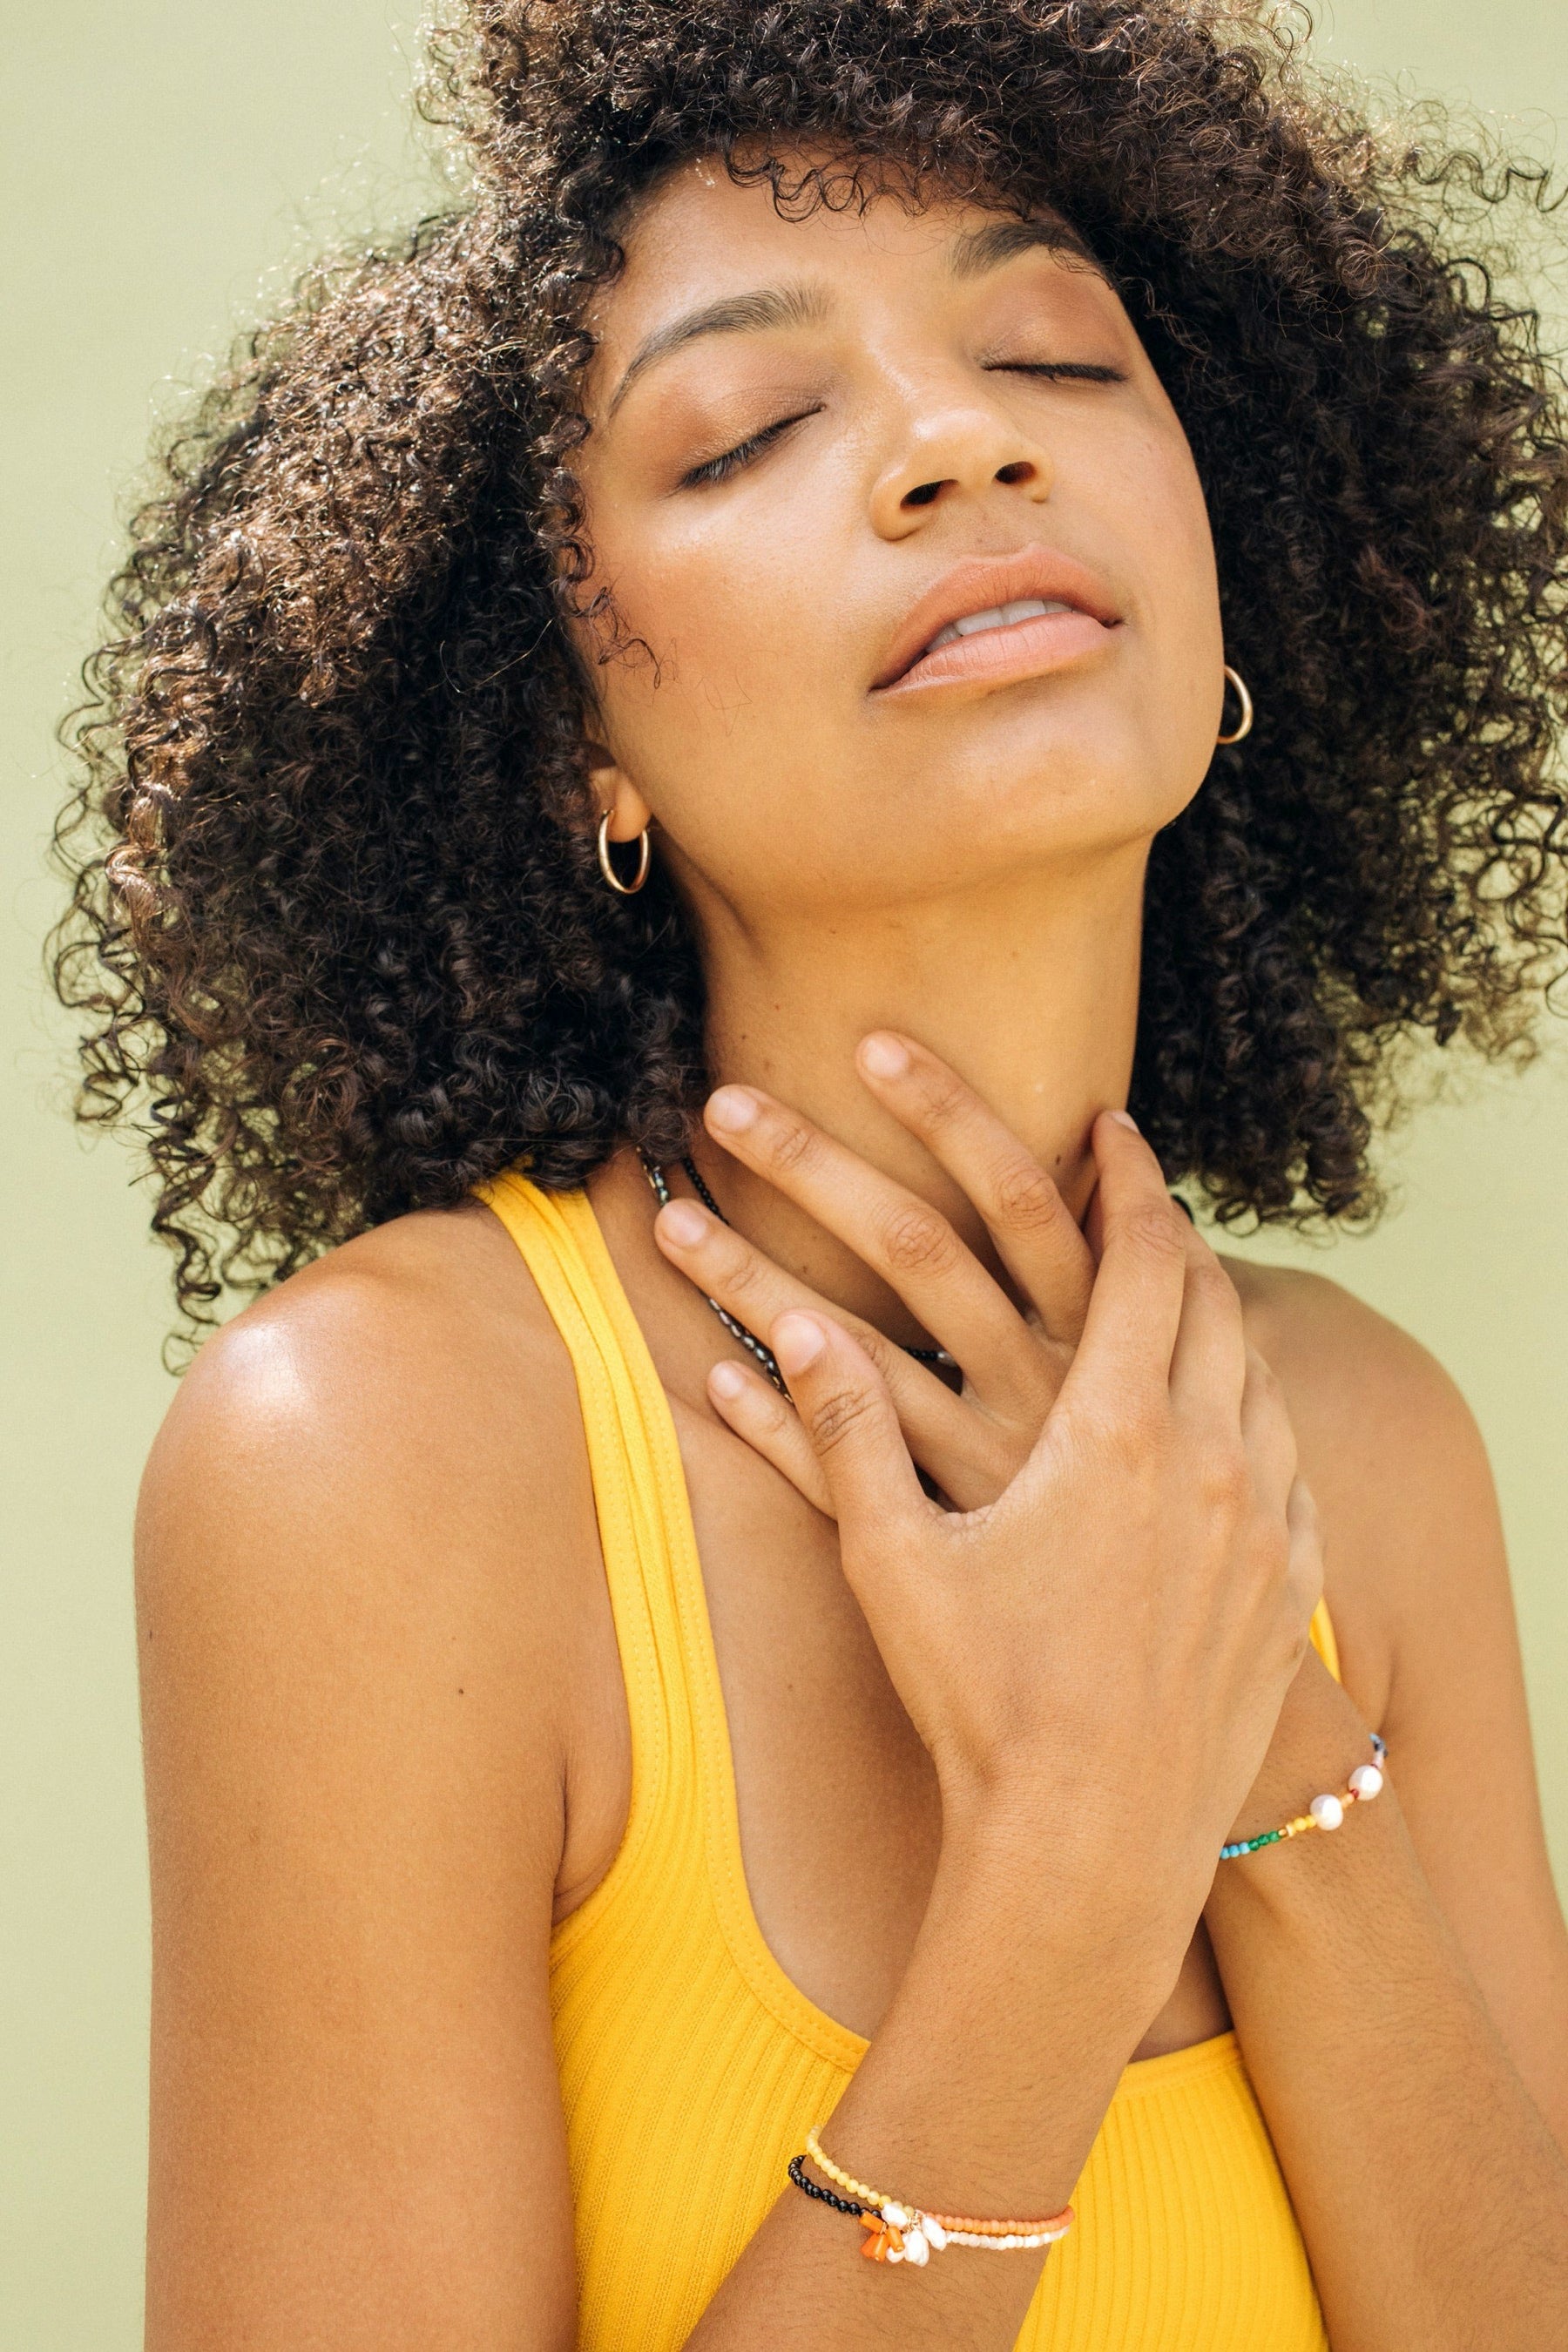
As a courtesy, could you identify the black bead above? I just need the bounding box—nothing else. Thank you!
[787,2151,866,2217]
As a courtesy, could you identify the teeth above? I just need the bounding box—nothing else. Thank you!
[923,598,1071,655]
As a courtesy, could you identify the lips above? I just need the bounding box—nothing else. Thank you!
[872,548,1122,692]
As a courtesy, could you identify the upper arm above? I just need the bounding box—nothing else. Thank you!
[138,1222,591,2350]
[1235,1262,1568,2148]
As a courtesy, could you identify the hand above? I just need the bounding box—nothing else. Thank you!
[654,1031,1098,1512]
[656,1048,1322,1940]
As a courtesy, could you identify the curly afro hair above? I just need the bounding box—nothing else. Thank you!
[51,0,1568,1354]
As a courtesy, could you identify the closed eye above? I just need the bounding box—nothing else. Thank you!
[984,360,1127,384]
[679,405,824,490]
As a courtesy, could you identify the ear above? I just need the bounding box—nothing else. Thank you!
[585,749,652,843]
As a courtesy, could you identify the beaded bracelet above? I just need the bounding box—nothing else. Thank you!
[792,2126,1075,2265]
[1220,1730,1387,1862]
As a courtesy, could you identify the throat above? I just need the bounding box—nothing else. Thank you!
[686,862,1147,1341]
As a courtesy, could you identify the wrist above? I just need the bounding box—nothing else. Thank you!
[821,1828,1170,2232]
[1207,1740,1408,1931]
[1219,1657,1377,1850]
[933,1788,1187,2028]
[1207,1815,1415,1986]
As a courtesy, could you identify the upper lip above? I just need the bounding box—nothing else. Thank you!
[871,547,1122,689]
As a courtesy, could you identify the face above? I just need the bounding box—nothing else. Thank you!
[571,161,1225,924]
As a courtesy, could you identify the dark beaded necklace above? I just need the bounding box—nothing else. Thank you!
[640,1150,956,1396]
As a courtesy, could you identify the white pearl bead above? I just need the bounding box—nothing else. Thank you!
[901,2226,929,2265]
[1348,1764,1383,1800]
[881,2202,909,2229]
[1310,1793,1344,1830]
[921,2215,949,2250]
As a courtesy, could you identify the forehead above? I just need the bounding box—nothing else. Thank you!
[590,159,1100,345]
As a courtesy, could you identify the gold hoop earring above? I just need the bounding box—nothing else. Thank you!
[1217,665,1254,746]
[596,810,651,896]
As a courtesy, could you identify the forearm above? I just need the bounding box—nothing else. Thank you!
[1206,1781,1568,2352]
[684,1816,1174,2350]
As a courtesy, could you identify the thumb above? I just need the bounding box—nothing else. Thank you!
[770,1312,931,1548]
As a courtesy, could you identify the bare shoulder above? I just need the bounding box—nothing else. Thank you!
[1220,1255,1504,1724]
[136,1192,607,1908]
[137,1198,601,2346]
[143,1190,582,1519]
[142,1193,594,1641]
[1221,1254,1486,1488]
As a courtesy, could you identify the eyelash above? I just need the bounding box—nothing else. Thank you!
[987,361,1126,385]
[678,363,1123,490]
[680,407,824,489]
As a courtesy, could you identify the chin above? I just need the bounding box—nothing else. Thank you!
[920,732,1195,852]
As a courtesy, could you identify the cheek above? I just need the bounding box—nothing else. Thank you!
[1128,429,1222,666]
[1111,424,1225,784]
[579,500,855,792]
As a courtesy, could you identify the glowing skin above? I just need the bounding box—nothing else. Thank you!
[576,168,1221,893]
[570,164,1223,1326]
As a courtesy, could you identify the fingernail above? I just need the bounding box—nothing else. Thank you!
[1108,1108,1139,1132]
[706,1085,760,1133]
[859,1033,910,1080]
[709,1360,748,1401]
[770,1312,825,1375]
[658,1200,708,1247]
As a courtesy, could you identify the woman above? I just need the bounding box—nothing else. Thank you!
[54,3,1568,2346]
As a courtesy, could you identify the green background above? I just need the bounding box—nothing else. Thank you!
[2,6,1564,2343]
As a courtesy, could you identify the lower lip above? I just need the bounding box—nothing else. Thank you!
[877,611,1118,696]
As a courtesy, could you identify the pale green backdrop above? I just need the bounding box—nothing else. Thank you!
[2,6,1564,2344]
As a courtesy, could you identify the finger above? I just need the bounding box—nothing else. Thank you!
[1238,1344,1300,1517]
[855,1032,1094,1343]
[707,1357,835,1517]
[1284,1475,1326,1630]
[652,1196,1005,1503]
[1056,1111,1190,1423]
[767,1311,933,1543]
[704,1084,1050,1414]
[1166,1227,1248,1429]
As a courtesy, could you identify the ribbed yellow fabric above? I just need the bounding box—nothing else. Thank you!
[475,1170,1333,2350]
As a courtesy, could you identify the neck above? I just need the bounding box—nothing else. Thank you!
[683,844,1147,1346]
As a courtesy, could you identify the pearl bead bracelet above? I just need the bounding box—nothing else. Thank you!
[791,2126,1075,2265]
[1220,1730,1388,1862]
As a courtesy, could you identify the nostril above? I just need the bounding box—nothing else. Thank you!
[902,479,945,509]
[995,460,1035,486]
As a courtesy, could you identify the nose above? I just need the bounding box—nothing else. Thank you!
[868,389,1055,538]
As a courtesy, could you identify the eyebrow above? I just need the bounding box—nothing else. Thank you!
[604,213,1103,417]
[948,215,1101,279]
[607,281,831,416]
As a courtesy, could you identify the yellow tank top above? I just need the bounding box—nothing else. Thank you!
[476,1171,1335,2350]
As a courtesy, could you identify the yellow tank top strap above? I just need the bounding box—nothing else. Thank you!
[1308,1592,1341,1681]
[471,1168,681,1931]
[472,1166,872,2066]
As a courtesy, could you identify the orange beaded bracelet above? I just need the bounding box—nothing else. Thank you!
[799,2126,1075,2265]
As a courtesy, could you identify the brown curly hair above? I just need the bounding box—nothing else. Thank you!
[51,0,1568,1355]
